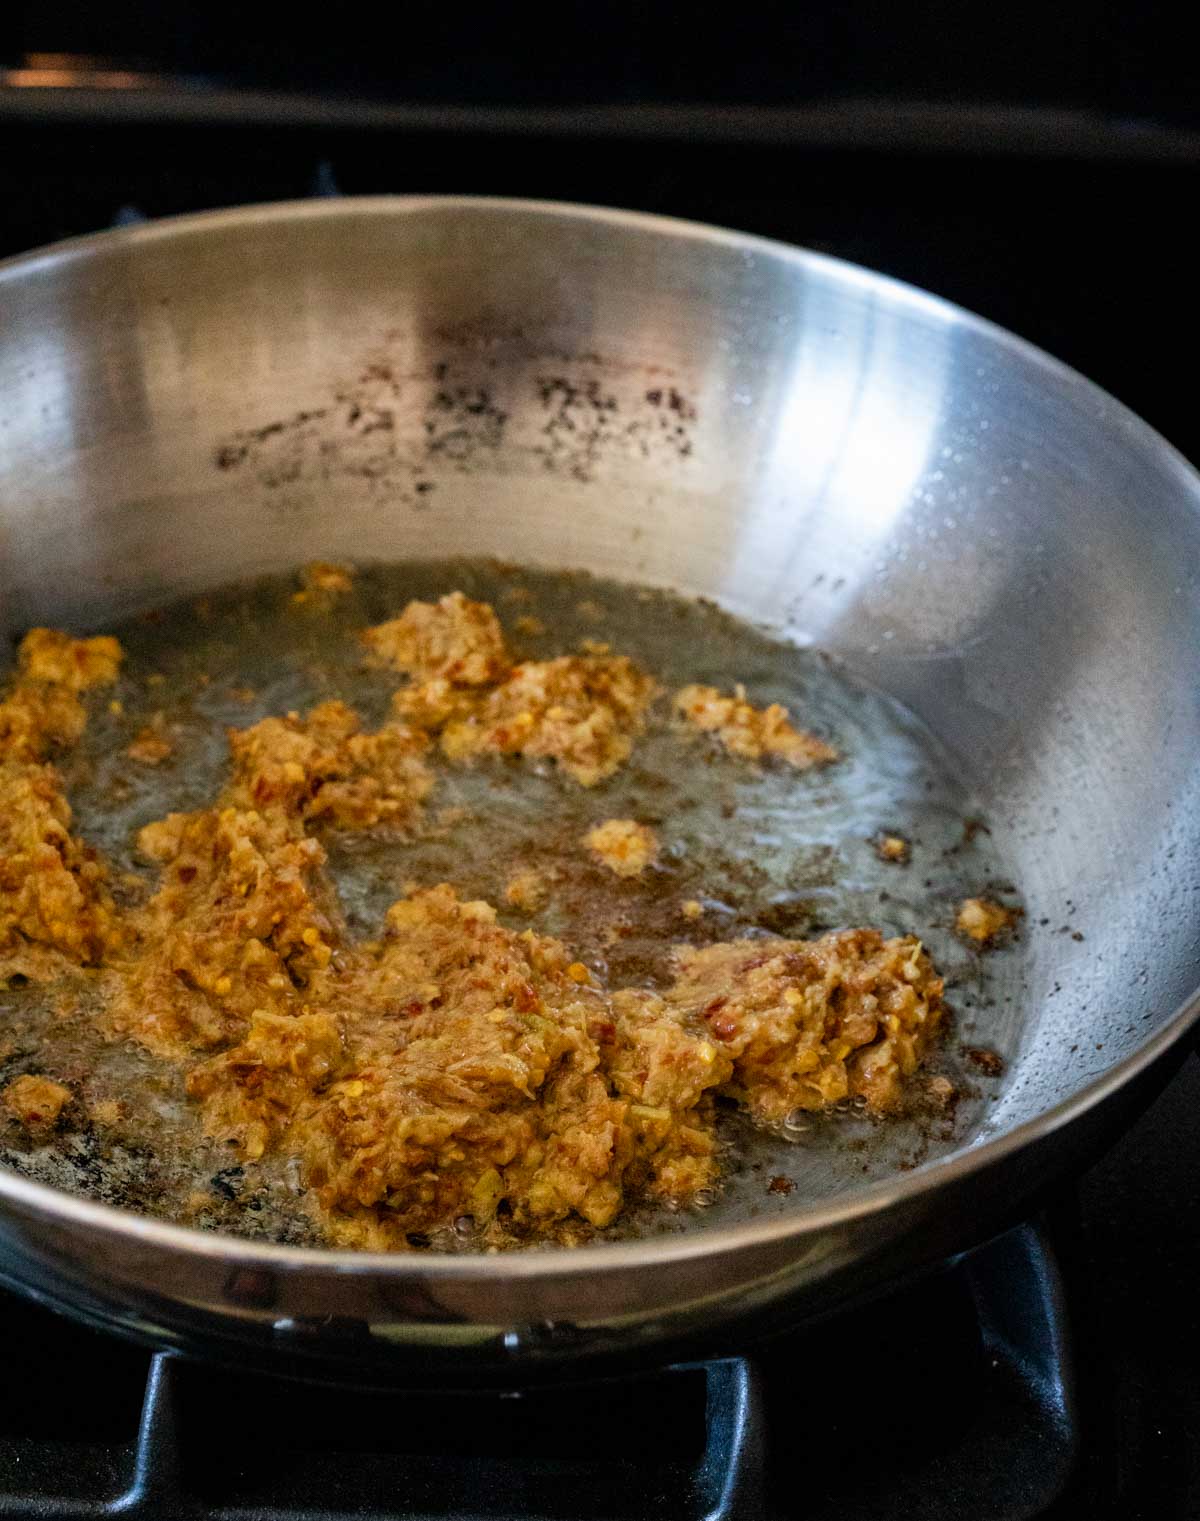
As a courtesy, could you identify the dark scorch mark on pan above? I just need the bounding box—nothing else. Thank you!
[534,378,696,483]
[211,335,698,498]
[214,409,330,472]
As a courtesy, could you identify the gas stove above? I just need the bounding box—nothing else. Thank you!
[0,73,1197,1521]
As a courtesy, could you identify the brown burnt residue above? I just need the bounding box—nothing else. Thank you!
[644,388,697,461]
[530,375,698,483]
[215,410,331,473]
[534,376,621,483]
[964,1046,1005,1078]
[423,364,510,464]
[210,335,698,498]
[212,364,424,498]
[645,386,697,421]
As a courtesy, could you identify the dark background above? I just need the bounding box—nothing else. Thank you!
[1,2,1195,119]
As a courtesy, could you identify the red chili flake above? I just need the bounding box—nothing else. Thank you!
[711,1015,739,1041]
[767,1175,794,1196]
[588,1020,616,1044]
[704,997,727,1017]
[514,982,539,1012]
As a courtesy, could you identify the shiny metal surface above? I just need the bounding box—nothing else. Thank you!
[1,197,1199,1382]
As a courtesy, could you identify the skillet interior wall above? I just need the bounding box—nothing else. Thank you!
[1,198,1198,1164]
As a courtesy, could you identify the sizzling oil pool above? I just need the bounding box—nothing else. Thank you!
[0,560,1024,1249]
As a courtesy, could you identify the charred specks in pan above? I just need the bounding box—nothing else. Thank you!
[644,386,697,461]
[534,375,621,483]
[209,337,698,497]
[345,404,396,436]
[247,411,328,442]
[526,372,698,481]
[215,409,331,473]
[645,386,698,421]
[424,381,509,463]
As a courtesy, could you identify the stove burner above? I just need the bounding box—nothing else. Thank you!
[0,1223,1077,1520]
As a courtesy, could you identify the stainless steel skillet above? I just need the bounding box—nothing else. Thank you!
[1,197,1198,1385]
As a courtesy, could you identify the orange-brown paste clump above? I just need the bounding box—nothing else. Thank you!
[0,593,953,1251]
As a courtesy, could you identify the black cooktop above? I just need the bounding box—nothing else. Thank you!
[0,91,1197,1521]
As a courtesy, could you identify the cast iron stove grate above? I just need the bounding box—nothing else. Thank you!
[0,1223,1078,1521]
